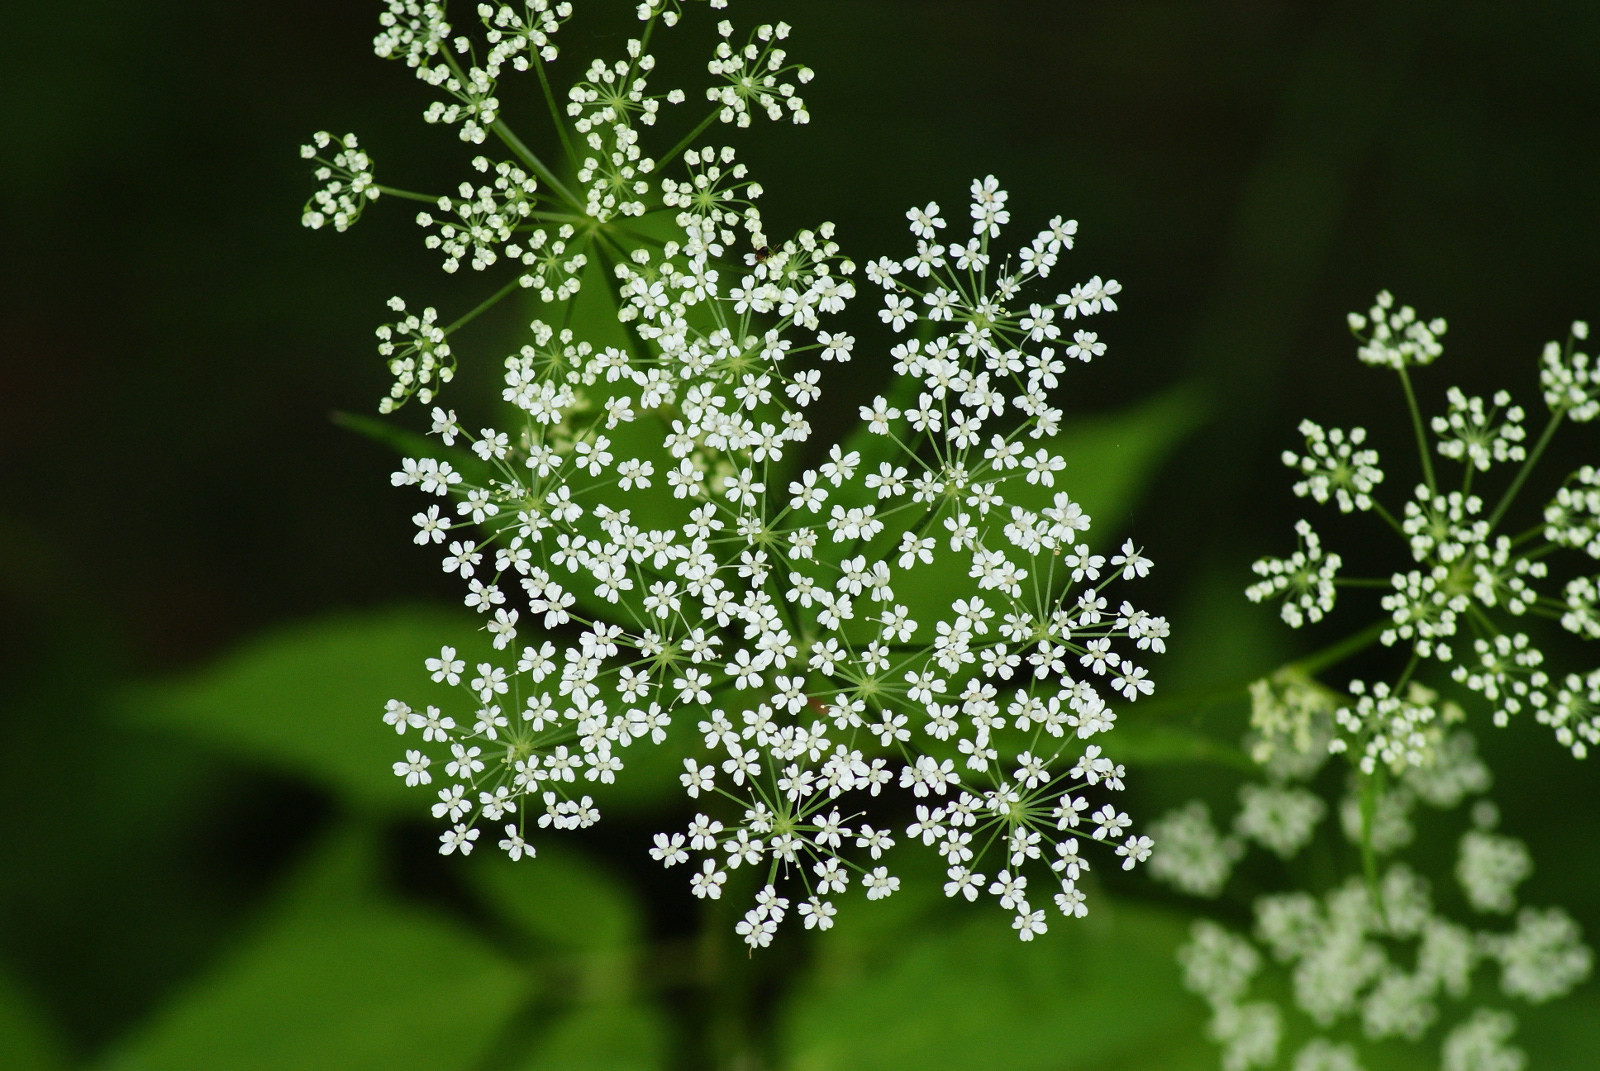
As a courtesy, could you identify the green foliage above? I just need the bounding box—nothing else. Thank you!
[95,826,526,1071]
[1037,387,1205,543]
[512,1005,668,1071]
[472,846,640,955]
[783,896,1210,1071]
[469,845,643,1005]
[0,966,66,1071]
[118,607,496,810]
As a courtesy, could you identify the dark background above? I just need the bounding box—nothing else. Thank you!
[3,0,1599,1066]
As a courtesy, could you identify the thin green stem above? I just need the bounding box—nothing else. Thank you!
[1357,765,1388,926]
[1289,620,1387,677]
[445,275,524,335]
[492,120,581,209]
[1393,649,1421,693]
[588,234,653,364]
[1488,408,1563,532]
[660,109,723,171]
[1396,363,1437,495]
[1130,621,1386,726]
[375,184,443,204]
[1371,500,1406,538]
[1511,523,1547,547]
[534,58,580,168]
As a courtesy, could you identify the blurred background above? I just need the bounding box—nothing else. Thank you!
[3,0,1599,1068]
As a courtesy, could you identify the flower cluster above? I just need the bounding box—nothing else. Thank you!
[300,131,378,232]
[312,0,1167,945]
[1249,293,1600,763]
[1159,727,1591,1071]
[375,298,455,411]
[1246,519,1340,628]
[706,20,813,127]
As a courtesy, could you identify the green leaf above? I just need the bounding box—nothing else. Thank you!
[511,1004,668,1071]
[1033,386,1205,539]
[472,844,638,954]
[118,605,494,810]
[1516,989,1600,1066]
[0,967,65,1071]
[1110,721,1256,772]
[780,897,1205,1071]
[96,825,527,1071]
[333,410,493,481]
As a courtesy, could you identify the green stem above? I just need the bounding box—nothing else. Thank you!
[445,275,524,335]
[1357,765,1388,926]
[1396,363,1437,495]
[375,184,443,204]
[493,120,581,209]
[1392,649,1420,692]
[660,109,723,171]
[588,235,653,365]
[1488,409,1563,532]
[1130,621,1386,726]
[1511,523,1546,547]
[1371,500,1406,538]
[534,58,580,168]
[1289,620,1387,677]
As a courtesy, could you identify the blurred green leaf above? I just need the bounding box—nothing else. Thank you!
[0,966,65,1071]
[116,601,698,817]
[511,1004,668,1071]
[472,844,638,955]
[1512,989,1600,1068]
[119,605,493,810]
[781,897,1205,1071]
[1110,721,1254,771]
[590,729,700,816]
[332,410,493,484]
[1034,386,1204,539]
[96,824,527,1071]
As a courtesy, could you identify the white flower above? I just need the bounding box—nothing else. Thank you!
[1147,802,1243,898]
[326,6,1174,949]
[1234,784,1326,860]
[1247,521,1341,628]
[1441,1009,1524,1071]
[1456,830,1532,915]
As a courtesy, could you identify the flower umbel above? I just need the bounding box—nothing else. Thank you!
[309,0,1166,947]
[1254,297,1600,763]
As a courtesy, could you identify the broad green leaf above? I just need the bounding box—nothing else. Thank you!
[511,1004,668,1071]
[1036,386,1204,540]
[116,600,703,818]
[780,897,1205,1071]
[0,967,65,1071]
[470,844,640,1001]
[472,845,637,951]
[119,605,494,810]
[97,825,527,1071]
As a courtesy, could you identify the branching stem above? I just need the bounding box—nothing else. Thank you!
[493,120,581,209]
[1397,363,1436,496]
[1488,408,1563,532]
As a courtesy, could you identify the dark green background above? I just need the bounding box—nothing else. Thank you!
[3,1,1598,1068]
